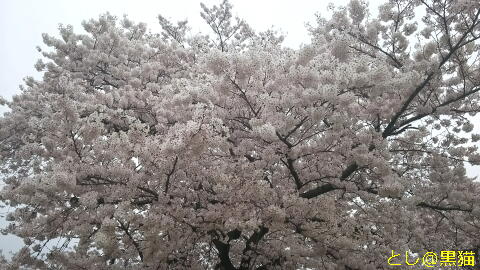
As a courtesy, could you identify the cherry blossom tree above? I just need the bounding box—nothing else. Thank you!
[1,0,480,269]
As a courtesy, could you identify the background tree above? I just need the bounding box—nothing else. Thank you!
[1,0,480,269]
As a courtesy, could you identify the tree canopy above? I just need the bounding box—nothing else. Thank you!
[1,0,480,269]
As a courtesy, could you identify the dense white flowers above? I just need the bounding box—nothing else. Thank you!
[1,0,480,269]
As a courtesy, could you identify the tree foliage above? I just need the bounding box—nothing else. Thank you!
[1,0,480,269]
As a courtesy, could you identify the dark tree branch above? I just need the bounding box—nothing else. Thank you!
[212,239,236,270]
[417,202,472,212]
[117,220,144,262]
[300,183,339,199]
[239,226,269,270]
[165,156,178,194]
[281,158,303,189]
